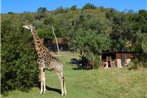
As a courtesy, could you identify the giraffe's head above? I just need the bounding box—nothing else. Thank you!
[22,24,35,32]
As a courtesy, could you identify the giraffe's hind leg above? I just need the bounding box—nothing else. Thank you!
[40,80,43,94]
[63,77,67,95]
[56,71,66,96]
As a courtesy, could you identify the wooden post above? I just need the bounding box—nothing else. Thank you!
[51,25,60,55]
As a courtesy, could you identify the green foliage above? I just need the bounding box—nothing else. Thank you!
[1,17,39,94]
[55,7,68,14]
[36,7,48,20]
[70,5,78,10]
[69,12,112,66]
[142,34,147,53]
[70,28,111,67]
[82,3,97,9]
[127,59,138,70]
[37,7,48,13]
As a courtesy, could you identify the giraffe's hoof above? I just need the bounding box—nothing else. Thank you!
[61,93,67,96]
[61,93,64,96]
[40,91,45,94]
[40,92,43,95]
[40,92,46,95]
[64,93,67,96]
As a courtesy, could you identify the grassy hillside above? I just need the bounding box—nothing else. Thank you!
[2,52,147,98]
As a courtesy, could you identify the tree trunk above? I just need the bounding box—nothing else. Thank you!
[52,25,60,55]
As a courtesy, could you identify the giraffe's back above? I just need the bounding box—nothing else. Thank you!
[42,53,63,71]
[37,46,63,71]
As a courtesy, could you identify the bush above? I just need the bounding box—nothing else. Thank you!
[127,59,140,70]
[128,61,137,70]
[1,19,39,94]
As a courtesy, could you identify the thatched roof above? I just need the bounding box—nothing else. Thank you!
[52,38,68,44]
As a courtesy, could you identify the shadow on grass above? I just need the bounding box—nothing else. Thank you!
[72,67,82,70]
[72,67,93,70]
[37,82,61,94]
[46,86,61,94]
[71,57,93,70]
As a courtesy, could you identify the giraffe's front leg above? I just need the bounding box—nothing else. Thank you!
[40,79,46,94]
[43,78,46,94]
[40,67,46,94]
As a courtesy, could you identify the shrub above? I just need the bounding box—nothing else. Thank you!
[1,19,39,94]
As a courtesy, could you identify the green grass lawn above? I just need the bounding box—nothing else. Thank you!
[2,52,147,98]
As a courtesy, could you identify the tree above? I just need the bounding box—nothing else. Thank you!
[52,25,60,55]
[37,7,47,13]
[44,16,55,26]
[8,12,14,14]
[70,5,78,10]
[142,34,147,53]
[69,28,111,68]
[55,7,67,14]
[82,3,97,9]
[36,7,48,19]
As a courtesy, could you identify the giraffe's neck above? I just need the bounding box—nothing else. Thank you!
[31,30,48,57]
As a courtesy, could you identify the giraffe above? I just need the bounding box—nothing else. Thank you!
[22,25,67,96]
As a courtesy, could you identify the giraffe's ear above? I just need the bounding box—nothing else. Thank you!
[30,24,35,29]
[27,24,35,32]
